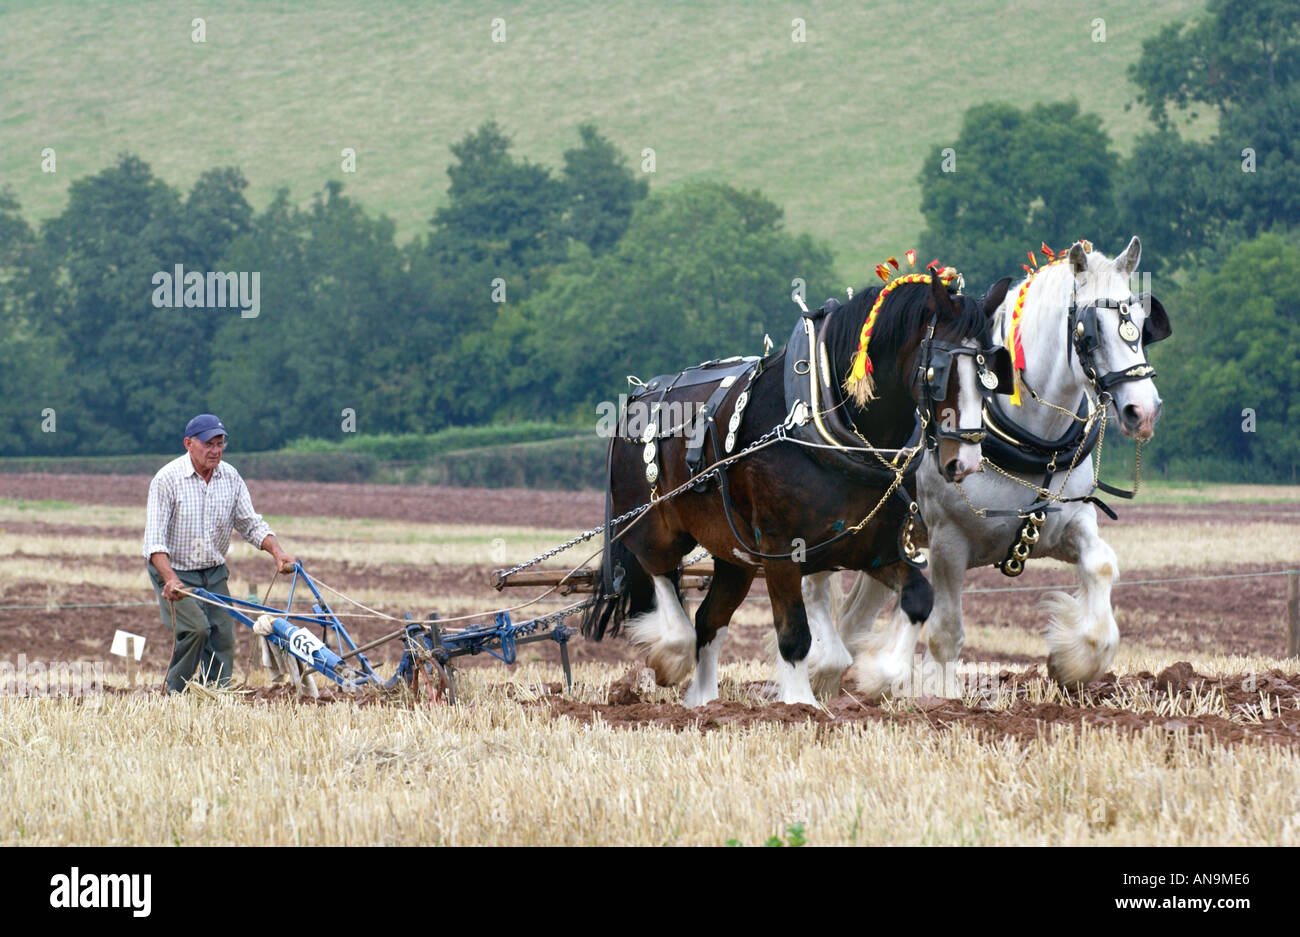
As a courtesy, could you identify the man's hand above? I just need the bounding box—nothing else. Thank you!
[162,578,187,601]
[259,535,296,575]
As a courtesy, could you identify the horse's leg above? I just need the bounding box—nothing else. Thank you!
[683,559,755,707]
[801,572,853,698]
[835,571,897,648]
[766,561,817,706]
[1045,511,1120,686]
[921,532,969,668]
[845,565,935,699]
[625,573,698,686]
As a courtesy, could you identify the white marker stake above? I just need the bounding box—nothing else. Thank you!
[111,630,146,686]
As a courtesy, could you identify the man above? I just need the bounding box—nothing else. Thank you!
[143,413,296,693]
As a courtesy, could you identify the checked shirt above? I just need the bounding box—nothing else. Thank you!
[142,454,274,571]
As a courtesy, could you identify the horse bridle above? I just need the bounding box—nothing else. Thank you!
[1067,291,1168,396]
[916,318,1015,454]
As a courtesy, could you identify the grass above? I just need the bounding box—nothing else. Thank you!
[2,0,1211,276]
[1113,479,1300,504]
[2,663,1298,846]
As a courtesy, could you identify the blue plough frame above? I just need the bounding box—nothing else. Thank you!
[196,562,573,699]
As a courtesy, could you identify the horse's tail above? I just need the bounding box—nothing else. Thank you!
[582,538,653,641]
[582,437,653,640]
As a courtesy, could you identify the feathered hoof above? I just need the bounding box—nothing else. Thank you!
[809,660,850,699]
[1047,649,1106,689]
[644,636,696,687]
[844,652,906,701]
[1043,591,1115,690]
[807,646,853,700]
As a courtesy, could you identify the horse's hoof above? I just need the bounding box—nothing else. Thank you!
[1046,651,1102,689]
[682,680,716,708]
[845,656,904,700]
[646,640,695,687]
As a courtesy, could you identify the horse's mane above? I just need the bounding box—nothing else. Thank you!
[991,259,1073,342]
[835,279,992,393]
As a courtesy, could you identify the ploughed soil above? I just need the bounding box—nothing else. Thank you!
[533,662,1300,749]
[0,473,606,530]
[2,473,1298,747]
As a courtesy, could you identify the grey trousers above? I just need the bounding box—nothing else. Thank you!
[147,563,233,693]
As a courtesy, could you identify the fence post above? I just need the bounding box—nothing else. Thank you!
[1288,570,1299,659]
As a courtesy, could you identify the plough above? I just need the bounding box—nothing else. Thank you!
[197,562,580,703]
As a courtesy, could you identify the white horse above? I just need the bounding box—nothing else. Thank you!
[800,237,1171,696]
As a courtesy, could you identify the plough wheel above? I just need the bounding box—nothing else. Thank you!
[431,658,456,706]
[410,657,455,706]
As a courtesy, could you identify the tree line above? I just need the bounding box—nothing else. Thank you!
[1,0,1296,479]
[0,122,834,457]
[916,0,1299,480]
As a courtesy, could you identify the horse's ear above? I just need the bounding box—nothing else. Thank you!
[1115,236,1142,276]
[1141,293,1171,345]
[1068,241,1089,274]
[928,269,957,319]
[980,276,1013,317]
[989,346,1016,395]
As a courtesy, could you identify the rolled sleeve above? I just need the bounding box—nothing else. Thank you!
[142,474,174,559]
[231,477,274,548]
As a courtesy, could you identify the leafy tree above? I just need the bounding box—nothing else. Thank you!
[41,155,205,451]
[207,182,420,449]
[1130,1,1300,129]
[0,190,73,455]
[916,100,1122,290]
[1153,230,1300,480]
[428,121,568,285]
[562,123,649,255]
[1123,0,1300,272]
[1114,130,1225,273]
[505,182,837,421]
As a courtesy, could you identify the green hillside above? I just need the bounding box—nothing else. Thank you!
[3,0,1207,276]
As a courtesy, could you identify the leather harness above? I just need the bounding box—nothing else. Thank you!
[981,287,1172,572]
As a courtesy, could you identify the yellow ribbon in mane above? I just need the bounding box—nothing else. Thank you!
[1006,249,1071,405]
[846,269,957,404]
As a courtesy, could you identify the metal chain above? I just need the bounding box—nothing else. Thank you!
[493,501,654,585]
[821,395,923,473]
[954,474,990,518]
[497,417,795,583]
[965,402,1106,513]
[847,471,905,534]
[1021,382,1093,423]
[502,595,597,637]
[498,400,924,583]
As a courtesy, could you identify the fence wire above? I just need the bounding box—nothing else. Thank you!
[1,568,1296,612]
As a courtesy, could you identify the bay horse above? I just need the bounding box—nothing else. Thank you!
[806,238,1171,694]
[583,271,1014,705]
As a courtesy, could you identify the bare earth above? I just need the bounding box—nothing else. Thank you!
[2,473,1298,748]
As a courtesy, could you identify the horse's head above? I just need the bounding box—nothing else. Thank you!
[915,273,1015,481]
[1065,237,1171,440]
[847,272,1013,483]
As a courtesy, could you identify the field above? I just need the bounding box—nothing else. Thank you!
[3,0,1210,275]
[1,473,1299,846]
